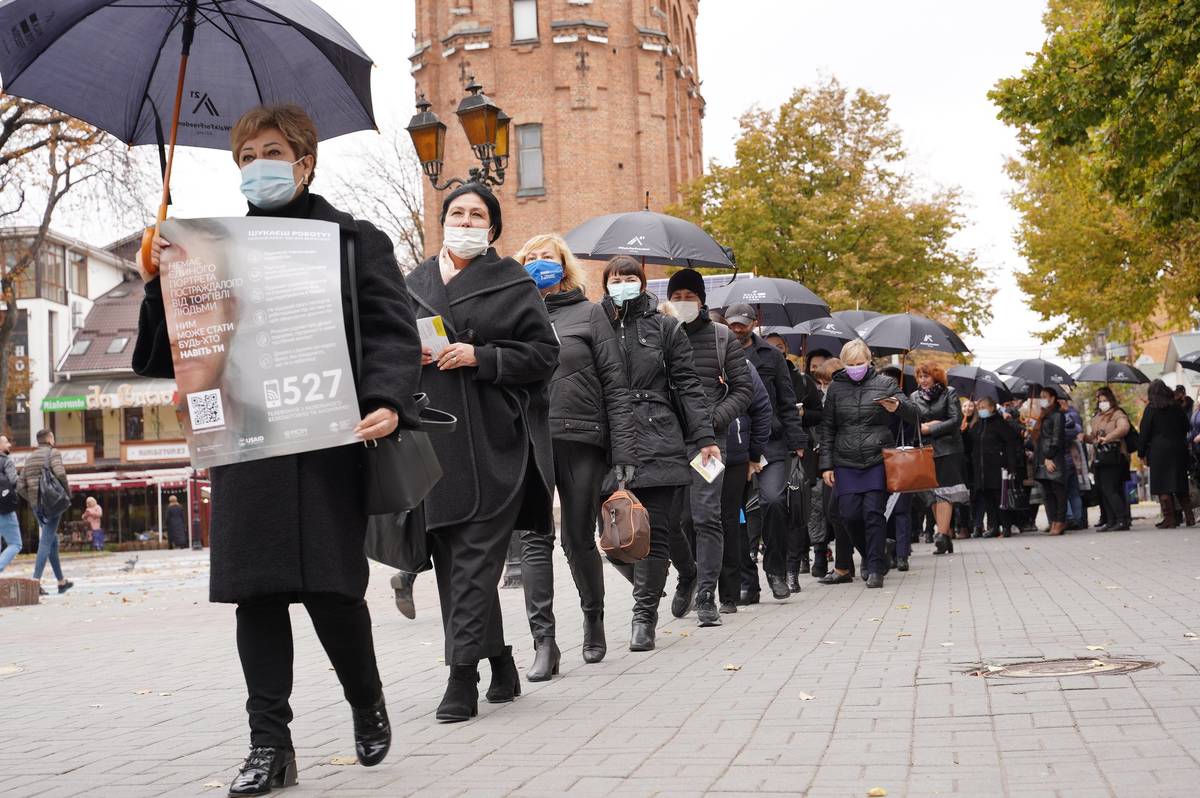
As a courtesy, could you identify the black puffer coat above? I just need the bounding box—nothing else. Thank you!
[133,191,422,603]
[742,333,805,463]
[726,366,773,466]
[544,288,637,465]
[680,314,755,437]
[818,366,918,473]
[602,292,715,488]
[407,250,559,533]
[909,385,965,457]
[964,414,1024,490]
[1034,405,1067,483]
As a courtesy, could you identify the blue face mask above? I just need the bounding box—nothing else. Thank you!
[240,157,303,209]
[525,259,564,290]
[978,408,993,419]
[607,282,641,305]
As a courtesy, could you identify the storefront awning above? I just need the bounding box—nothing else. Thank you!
[42,377,177,412]
[68,467,197,492]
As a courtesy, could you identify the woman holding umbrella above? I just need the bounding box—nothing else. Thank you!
[1084,387,1133,531]
[1138,380,1195,528]
[136,105,419,789]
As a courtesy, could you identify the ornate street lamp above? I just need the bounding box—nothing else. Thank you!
[407,78,510,189]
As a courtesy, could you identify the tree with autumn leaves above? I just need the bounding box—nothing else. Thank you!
[670,78,992,336]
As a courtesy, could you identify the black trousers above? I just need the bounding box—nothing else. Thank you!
[976,488,1001,531]
[786,464,811,572]
[719,462,750,604]
[748,459,789,578]
[431,480,527,666]
[1039,478,1068,524]
[1095,463,1131,527]
[236,592,382,749]
[521,440,609,639]
[834,489,887,575]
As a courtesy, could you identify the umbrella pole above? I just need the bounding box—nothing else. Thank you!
[139,1,198,273]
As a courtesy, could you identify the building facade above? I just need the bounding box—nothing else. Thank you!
[411,0,704,284]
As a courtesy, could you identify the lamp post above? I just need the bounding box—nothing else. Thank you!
[407,78,511,189]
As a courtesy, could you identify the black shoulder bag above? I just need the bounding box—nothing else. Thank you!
[346,235,455,572]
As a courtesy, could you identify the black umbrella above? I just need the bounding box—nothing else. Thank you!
[1001,374,1031,397]
[1071,360,1150,385]
[996,358,1076,388]
[564,210,734,268]
[854,313,970,357]
[760,316,855,356]
[707,276,830,327]
[832,309,882,333]
[1178,351,1200,373]
[947,366,1014,402]
[0,0,378,265]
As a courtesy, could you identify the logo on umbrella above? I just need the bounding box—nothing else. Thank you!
[190,91,220,117]
[1116,371,1128,379]
[10,12,45,49]
[1050,374,1063,383]
[625,235,646,247]
[823,324,838,331]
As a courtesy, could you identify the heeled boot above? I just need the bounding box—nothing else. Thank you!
[485,645,521,703]
[351,697,391,767]
[1156,495,1177,528]
[437,663,479,722]
[630,559,670,652]
[228,746,298,796]
[1179,493,1196,527]
[568,555,607,663]
[526,637,561,682]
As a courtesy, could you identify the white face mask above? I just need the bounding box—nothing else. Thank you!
[672,300,700,324]
[1038,398,1052,409]
[1098,401,1111,413]
[443,225,490,259]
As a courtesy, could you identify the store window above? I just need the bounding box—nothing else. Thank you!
[123,407,144,441]
[84,410,104,459]
[512,0,538,42]
[516,123,544,196]
[68,250,88,296]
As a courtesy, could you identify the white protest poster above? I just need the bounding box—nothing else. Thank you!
[159,217,361,468]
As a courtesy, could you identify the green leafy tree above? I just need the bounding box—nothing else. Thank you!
[991,0,1200,227]
[670,78,992,335]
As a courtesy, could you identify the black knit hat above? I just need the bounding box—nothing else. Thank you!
[439,182,503,242]
[666,268,706,303]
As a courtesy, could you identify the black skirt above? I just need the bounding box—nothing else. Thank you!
[935,452,967,487]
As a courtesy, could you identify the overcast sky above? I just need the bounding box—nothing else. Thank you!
[78,0,1055,370]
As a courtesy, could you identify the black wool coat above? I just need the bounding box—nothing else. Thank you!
[743,333,806,462]
[601,292,715,488]
[964,415,1024,491]
[406,251,559,533]
[133,191,423,603]
[1034,406,1067,483]
[818,366,918,473]
[909,385,965,458]
[544,288,637,465]
[1138,403,1191,494]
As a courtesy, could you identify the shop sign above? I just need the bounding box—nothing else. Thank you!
[10,444,94,468]
[121,441,190,463]
[85,383,177,410]
[41,395,87,412]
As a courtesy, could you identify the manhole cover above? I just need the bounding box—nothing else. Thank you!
[980,657,1156,678]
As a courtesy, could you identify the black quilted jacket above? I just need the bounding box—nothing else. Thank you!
[817,366,918,472]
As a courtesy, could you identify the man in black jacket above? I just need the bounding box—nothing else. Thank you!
[665,270,755,626]
[727,304,806,601]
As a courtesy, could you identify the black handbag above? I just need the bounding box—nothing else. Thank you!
[346,235,455,571]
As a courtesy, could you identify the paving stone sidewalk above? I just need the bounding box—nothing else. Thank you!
[2,512,1199,797]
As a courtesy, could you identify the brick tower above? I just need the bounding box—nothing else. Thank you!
[411,0,704,284]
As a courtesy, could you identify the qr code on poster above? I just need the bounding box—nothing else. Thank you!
[187,388,226,430]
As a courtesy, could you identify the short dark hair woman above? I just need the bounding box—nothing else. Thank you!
[511,233,638,675]
[1085,386,1133,531]
[1138,379,1195,528]
[1034,385,1069,535]
[601,255,718,651]
[405,182,559,720]
[135,104,420,791]
[911,362,969,554]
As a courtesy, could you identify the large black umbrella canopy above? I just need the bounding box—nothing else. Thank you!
[707,276,830,327]
[1071,360,1150,385]
[832,309,881,333]
[760,316,854,356]
[0,0,376,149]
[1177,351,1200,373]
[1001,374,1031,397]
[854,313,970,357]
[947,365,1014,402]
[996,358,1076,388]
[564,210,734,269]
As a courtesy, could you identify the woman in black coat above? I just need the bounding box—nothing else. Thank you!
[910,363,969,555]
[1033,386,1069,535]
[602,255,718,652]
[511,233,638,676]
[1138,379,1195,527]
[964,396,1024,537]
[404,184,559,722]
[134,105,418,789]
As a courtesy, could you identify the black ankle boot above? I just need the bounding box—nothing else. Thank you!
[437,663,479,722]
[582,611,607,664]
[228,746,297,796]
[485,646,521,703]
[526,637,561,681]
[630,559,669,652]
[810,549,828,578]
[351,697,391,767]
[786,571,801,593]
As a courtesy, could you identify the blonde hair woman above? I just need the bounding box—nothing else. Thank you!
[509,233,638,676]
[815,340,917,588]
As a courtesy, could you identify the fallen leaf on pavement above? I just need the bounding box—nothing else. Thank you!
[798,692,815,701]
[1086,645,1106,651]
[1090,660,1107,668]
[822,640,839,645]
[677,631,690,637]
[134,689,152,695]
[329,756,358,766]
[89,704,102,708]
[897,604,911,610]
[868,788,888,797]
[158,692,174,697]
[723,664,741,671]
[1105,586,1121,590]
[202,782,224,789]
[1184,632,1197,639]
[897,633,911,638]
[987,665,1005,672]
[869,617,882,622]
[941,642,954,647]
[974,570,984,574]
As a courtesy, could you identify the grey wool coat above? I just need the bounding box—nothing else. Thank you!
[133,191,423,603]
[405,250,560,534]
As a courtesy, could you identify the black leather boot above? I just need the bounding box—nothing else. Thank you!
[610,560,636,586]
[786,571,801,593]
[228,746,297,796]
[630,559,669,652]
[485,646,521,703]
[810,548,828,578]
[568,556,607,663]
[437,663,479,722]
[390,571,418,620]
[526,637,561,682]
[351,698,391,767]
[582,611,606,663]
[670,573,697,618]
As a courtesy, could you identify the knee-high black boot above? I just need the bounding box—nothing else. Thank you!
[568,555,607,663]
[630,559,670,652]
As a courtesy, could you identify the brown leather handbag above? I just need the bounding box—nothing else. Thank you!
[599,483,651,563]
[883,425,938,493]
